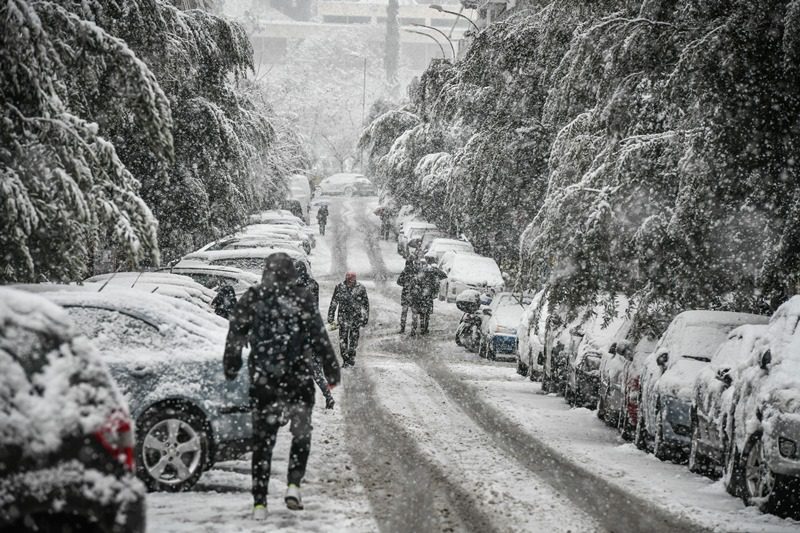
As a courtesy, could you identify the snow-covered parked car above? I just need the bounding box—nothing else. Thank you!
[478,292,533,360]
[688,324,767,476]
[84,271,216,310]
[597,334,658,437]
[0,288,145,532]
[242,223,314,252]
[182,246,309,276]
[200,233,308,256]
[636,310,768,461]
[439,254,504,303]
[541,307,586,395]
[317,173,376,196]
[424,238,475,262]
[566,297,633,409]
[30,287,253,492]
[515,289,548,379]
[722,296,800,513]
[167,261,260,297]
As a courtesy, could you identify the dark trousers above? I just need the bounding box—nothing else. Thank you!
[339,324,361,366]
[318,219,326,235]
[311,359,334,405]
[251,401,313,506]
[400,304,409,329]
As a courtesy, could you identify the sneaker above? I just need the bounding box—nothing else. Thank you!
[285,484,304,510]
[252,504,267,520]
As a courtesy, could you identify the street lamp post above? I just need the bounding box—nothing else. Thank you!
[429,4,480,33]
[410,22,456,60]
[403,28,446,59]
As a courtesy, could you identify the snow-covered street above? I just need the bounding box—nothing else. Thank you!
[147,197,800,532]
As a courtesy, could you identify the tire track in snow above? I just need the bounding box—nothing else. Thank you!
[341,364,503,533]
[395,338,711,533]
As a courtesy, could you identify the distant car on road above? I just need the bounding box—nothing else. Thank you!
[478,292,533,360]
[439,254,504,303]
[34,287,254,493]
[317,173,376,196]
[398,221,441,257]
[0,288,145,533]
[636,310,768,461]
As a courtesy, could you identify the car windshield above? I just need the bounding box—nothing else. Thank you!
[672,323,736,361]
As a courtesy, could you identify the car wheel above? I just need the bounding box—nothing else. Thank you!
[653,406,673,461]
[344,186,355,197]
[741,434,787,512]
[688,415,714,476]
[455,330,463,346]
[634,399,649,451]
[723,438,744,498]
[597,388,607,421]
[136,406,209,492]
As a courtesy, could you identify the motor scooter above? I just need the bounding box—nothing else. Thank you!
[455,289,484,352]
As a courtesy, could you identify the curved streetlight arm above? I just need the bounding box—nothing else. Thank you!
[403,28,446,59]
[429,4,480,32]
[410,23,456,60]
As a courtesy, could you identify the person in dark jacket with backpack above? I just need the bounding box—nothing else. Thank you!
[327,271,369,367]
[223,253,340,520]
[409,257,447,335]
[396,257,418,333]
[295,261,335,409]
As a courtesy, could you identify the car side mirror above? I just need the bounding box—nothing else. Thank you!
[715,368,733,387]
[656,352,669,369]
[760,349,772,371]
[609,343,617,355]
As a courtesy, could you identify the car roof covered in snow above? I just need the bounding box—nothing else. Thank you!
[20,286,228,358]
[83,272,216,305]
[170,261,261,282]
[449,255,503,286]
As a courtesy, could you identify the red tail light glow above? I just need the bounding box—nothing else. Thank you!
[94,410,135,472]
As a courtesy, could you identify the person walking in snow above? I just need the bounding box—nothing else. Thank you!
[223,253,340,520]
[295,260,336,409]
[409,257,446,335]
[396,256,419,333]
[327,271,370,367]
[316,203,329,235]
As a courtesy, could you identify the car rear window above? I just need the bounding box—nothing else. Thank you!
[1,325,62,377]
[65,307,162,355]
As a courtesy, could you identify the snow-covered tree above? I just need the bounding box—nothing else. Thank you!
[1,0,170,282]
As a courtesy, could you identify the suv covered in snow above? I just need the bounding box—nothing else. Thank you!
[0,288,145,532]
[636,310,768,461]
[30,286,253,492]
[723,296,800,513]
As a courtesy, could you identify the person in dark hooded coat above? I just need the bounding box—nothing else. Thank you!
[223,253,340,518]
[396,257,418,333]
[327,271,369,367]
[409,256,446,335]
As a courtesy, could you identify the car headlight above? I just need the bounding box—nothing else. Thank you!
[495,325,516,334]
[582,355,601,372]
[779,437,798,459]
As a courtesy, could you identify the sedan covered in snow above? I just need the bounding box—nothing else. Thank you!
[439,254,504,303]
[0,288,145,532]
[31,287,253,492]
[317,173,376,196]
[478,293,533,360]
[424,238,475,262]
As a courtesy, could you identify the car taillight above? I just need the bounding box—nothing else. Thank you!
[94,410,135,472]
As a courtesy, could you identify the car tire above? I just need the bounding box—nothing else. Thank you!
[634,399,649,451]
[688,415,715,476]
[597,388,607,421]
[653,406,673,461]
[344,186,355,197]
[136,405,209,492]
[740,433,789,513]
